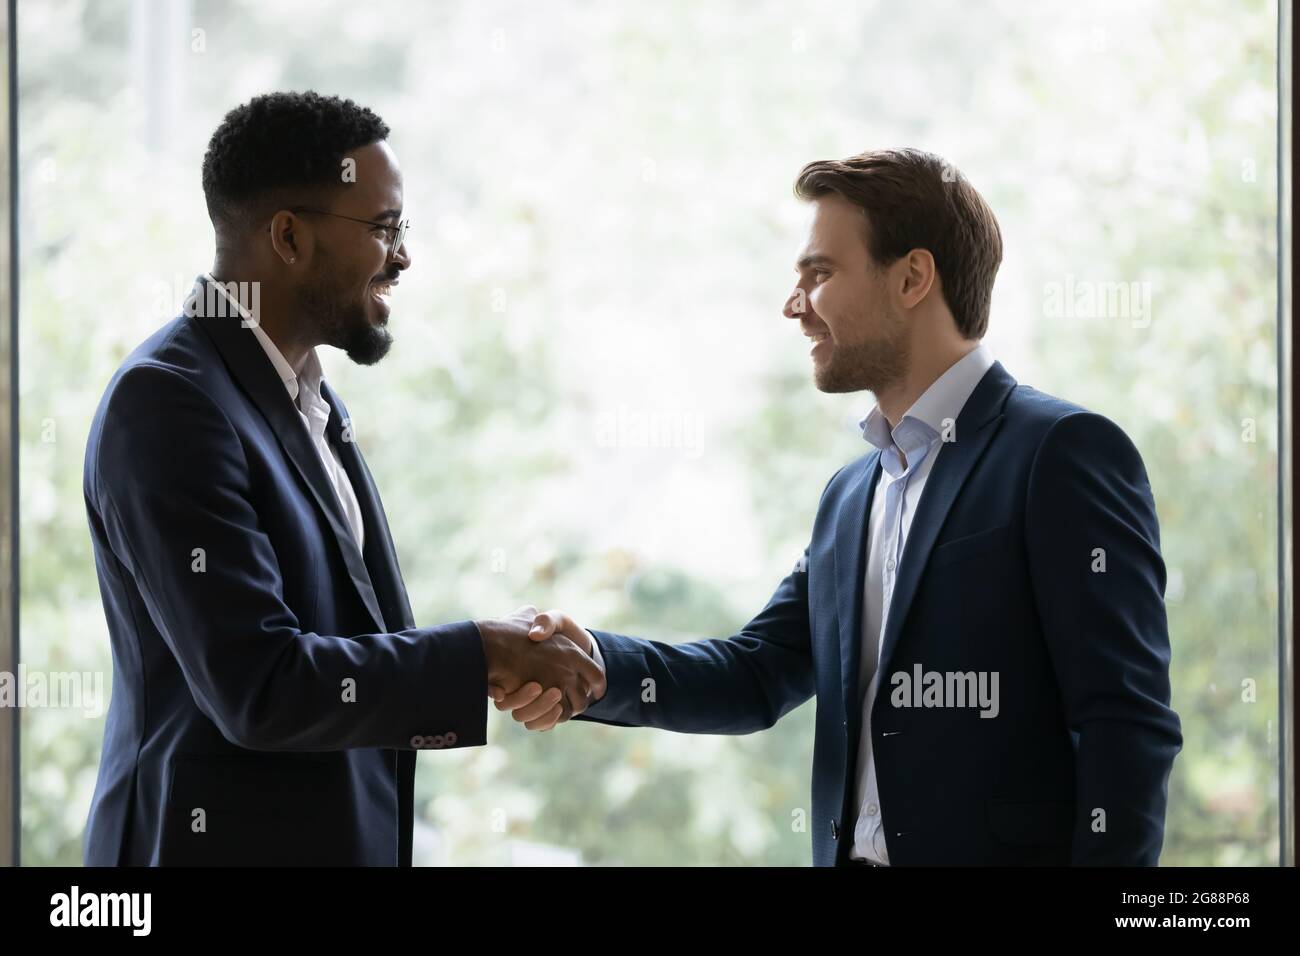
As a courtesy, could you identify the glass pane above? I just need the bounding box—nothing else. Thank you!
[18,0,1283,865]
[0,0,15,871]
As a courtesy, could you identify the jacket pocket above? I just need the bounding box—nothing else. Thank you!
[930,524,1013,568]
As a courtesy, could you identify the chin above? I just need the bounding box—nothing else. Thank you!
[813,362,848,394]
[814,376,853,394]
[332,304,394,365]
[345,328,393,366]
[814,362,872,395]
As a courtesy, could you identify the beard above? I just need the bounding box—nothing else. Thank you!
[814,300,910,395]
[297,254,393,366]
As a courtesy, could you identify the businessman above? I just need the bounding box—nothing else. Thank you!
[497,148,1183,866]
[82,91,603,866]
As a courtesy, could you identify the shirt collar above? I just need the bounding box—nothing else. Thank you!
[200,272,325,407]
[860,342,995,458]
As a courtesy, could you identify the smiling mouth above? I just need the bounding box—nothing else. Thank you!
[807,332,831,354]
[370,280,396,303]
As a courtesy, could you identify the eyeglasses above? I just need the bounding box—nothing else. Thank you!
[282,207,410,262]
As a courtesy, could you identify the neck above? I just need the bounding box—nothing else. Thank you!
[875,337,980,427]
[210,259,312,376]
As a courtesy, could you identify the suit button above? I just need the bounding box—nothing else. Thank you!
[831,820,839,840]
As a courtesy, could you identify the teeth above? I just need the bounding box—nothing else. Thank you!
[372,283,392,297]
[809,333,828,343]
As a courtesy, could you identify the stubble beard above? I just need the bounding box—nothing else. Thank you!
[297,254,394,367]
[814,301,910,396]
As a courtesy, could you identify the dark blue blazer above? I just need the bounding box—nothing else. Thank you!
[82,277,488,866]
[580,360,1182,866]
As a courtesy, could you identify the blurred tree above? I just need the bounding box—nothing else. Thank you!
[17,0,1280,866]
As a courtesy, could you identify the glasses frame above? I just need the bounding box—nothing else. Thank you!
[281,206,410,262]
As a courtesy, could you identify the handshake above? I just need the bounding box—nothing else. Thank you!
[476,606,606,732]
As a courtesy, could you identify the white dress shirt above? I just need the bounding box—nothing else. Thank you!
[849,343,995,864]
[202,274,366,552]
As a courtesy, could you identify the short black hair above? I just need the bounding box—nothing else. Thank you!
[201,91,390,235]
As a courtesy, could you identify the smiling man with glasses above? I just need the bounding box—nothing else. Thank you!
[79,91,604,866]
[233,139,413,368]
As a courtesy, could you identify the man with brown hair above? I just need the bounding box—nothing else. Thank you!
[497,148,1182,866]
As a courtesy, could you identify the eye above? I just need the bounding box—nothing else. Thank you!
[813,269,831,282]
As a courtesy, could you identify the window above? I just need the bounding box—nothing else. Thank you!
[7,0,1292,866]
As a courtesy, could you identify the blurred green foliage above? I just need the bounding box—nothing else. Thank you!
[18,0,1279,865]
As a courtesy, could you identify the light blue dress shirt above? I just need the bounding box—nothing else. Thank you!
[849,343,995,864]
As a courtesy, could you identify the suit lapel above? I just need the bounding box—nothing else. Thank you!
[875,361,1016,679]
[322,380,416,632]
[187,276,390,633]
[835,450,882,725]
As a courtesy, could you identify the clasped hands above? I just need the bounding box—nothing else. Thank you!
[477,605,604,732]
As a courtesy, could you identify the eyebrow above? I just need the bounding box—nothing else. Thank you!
[797,253,837,270]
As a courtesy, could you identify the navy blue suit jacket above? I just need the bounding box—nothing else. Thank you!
[580,360,1182,866]
[82,277,488,866]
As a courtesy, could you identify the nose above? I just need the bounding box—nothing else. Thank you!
[783,284,808,320]
[391,236,412,272]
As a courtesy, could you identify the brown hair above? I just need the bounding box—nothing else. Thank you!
[794,148,1002,339]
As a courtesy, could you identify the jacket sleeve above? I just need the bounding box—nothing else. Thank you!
[1024,411,1182,865]
[91,362,488,752]
[574,549,815,735]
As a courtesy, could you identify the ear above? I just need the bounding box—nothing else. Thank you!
[268,210,310,266]
[896,248,937,309]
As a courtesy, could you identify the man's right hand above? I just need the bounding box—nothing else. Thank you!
[476,605,607,732]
